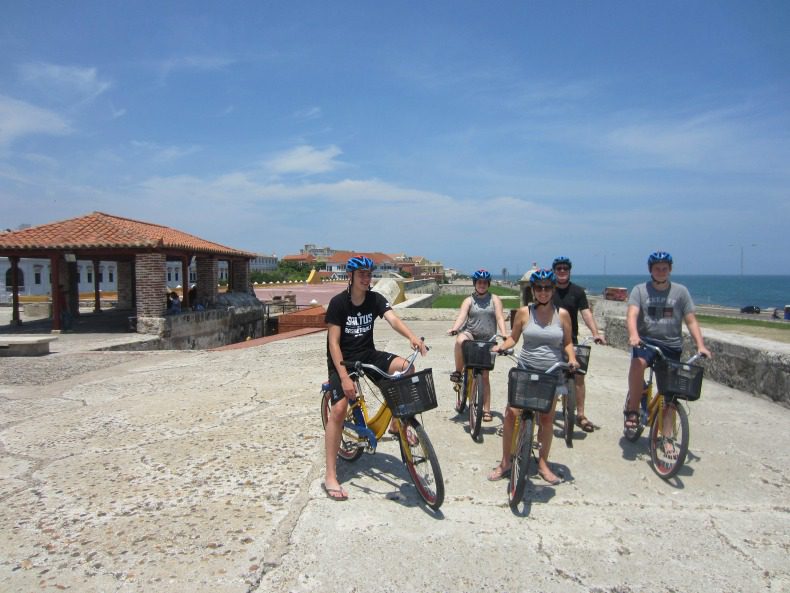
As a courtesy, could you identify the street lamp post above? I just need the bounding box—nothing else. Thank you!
[729,243,757,276]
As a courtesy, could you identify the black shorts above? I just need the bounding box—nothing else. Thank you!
[326,350,398,402]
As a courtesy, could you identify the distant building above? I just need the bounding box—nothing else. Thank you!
[250,254,278,273]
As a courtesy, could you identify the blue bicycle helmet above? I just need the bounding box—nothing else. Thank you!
[552,256,572,270]
[472,269,492,282]
[346,255,375,272]
[529,268,556,285]
[647,251,673,268]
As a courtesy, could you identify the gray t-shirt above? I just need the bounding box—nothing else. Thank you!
[628,281,695,349]
[464,292,497,340]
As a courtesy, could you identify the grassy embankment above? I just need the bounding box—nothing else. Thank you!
[432,286,520,309]
[696,314,790,344]
[433,293,790,344]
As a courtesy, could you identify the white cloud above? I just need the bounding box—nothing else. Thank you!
[130,140,201,161]
[17,62,111,104]
[263,145,343,176]
[0,95,71,147]
[157,55,236,82]
[293,106,322,120]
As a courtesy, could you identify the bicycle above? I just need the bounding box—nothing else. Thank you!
[319,343,445,510]
[502,354,570,508]
[560,337,593,447]
[450,332,500,441]
[623,341,706,479]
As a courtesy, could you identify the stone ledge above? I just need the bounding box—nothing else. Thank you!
[0,334,58,356]
[603,315,790,407]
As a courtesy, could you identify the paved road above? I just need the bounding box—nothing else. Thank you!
[1,320,788,593]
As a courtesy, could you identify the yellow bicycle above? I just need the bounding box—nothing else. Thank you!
[624,341,706,479]
[451,334,500,441]
[320,345,445,510]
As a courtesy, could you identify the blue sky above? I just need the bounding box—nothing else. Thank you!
[1,1,788,276]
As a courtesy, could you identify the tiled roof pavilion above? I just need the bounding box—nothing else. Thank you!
[0,211,253,257]
[1,212,256,332]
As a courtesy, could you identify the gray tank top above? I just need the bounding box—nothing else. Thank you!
[464,292,497,340]
[518,304,564,372]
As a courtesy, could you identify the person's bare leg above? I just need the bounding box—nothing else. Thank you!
[537,400,560,483]
[324,398,348,496]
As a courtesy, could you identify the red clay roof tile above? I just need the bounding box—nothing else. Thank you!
[0,212,254,258]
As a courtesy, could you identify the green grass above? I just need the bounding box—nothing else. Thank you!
[696,314,790,331]
[432,286,520,309]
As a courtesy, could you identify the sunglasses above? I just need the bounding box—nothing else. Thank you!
[554,266,570,272]
[533,284,554,292]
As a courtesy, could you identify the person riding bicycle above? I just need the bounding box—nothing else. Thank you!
[624,251,712,431]
[551,256,606,433]
[489,268,578,485]
[447,269,508,422]
[323,255,428,501]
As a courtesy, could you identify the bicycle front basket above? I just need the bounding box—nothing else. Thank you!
[462,340,496,370]
[574,344,592,374]
[380,369,438,418]
[655,359,704,401]
[507,367,558,413]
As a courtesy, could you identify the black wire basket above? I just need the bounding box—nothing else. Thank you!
[380,369,438,418]
[655,359,704,401]
[462,340,496,370]
[507,367,558,413]
[574,344,592,374]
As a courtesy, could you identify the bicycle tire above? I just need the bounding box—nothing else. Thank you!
[469,372,485,441]
[563,377,576,447]
[400,417,445,510]
[649,399,689,479]
[623,391,647,442]
[455,372,468,414]
[320,390,363,462]
[508,413,535,508]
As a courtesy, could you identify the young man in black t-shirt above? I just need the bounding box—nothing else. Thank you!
[323,256,427,501]
[551,257,606,433]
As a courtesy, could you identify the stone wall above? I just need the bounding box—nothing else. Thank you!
[133,293,264,350]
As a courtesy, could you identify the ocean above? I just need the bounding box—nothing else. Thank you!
[564,275,790,310]
[497,274,790,310]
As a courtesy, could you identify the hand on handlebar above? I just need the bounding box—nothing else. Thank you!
[411,336,429,356]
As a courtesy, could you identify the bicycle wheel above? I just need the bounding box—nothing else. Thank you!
[563,377,576,447]
[469,372,485,441]
[508,413,535,508]
[623,390,647,442]
[400,417,445,510]
[455,372,468,414]
[649,399,689,479]
[320,390,363,462]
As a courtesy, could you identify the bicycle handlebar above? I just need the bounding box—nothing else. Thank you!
[341,337,427,380]
[638,340,708,365]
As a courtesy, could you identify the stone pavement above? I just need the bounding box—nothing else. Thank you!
[0,316,788,593]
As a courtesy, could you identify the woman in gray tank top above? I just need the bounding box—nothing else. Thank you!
[448,270,508,420]
[489,269,578,485]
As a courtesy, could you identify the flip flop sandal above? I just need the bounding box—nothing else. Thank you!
[322,484,348,501]
[623,410,640,430]
[487,465,511,481]
[576,415,594,432]
[483,412,493,422]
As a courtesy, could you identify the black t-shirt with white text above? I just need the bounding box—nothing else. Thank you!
[325,290,392,371]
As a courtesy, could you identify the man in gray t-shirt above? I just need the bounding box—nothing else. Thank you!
[624,252,711,431]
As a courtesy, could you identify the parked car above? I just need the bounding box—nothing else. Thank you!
[740,305,761,314]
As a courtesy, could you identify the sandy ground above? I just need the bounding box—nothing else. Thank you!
[1,316,789,593]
